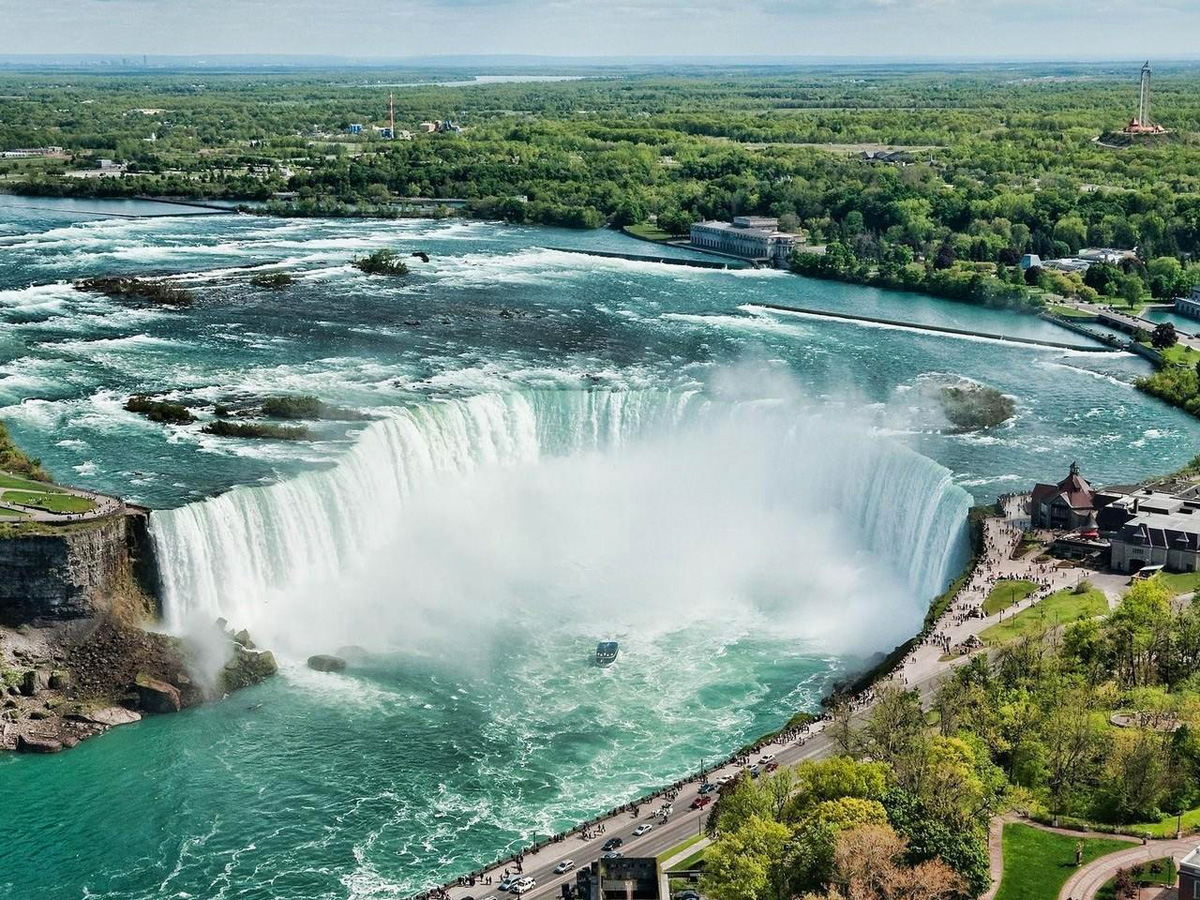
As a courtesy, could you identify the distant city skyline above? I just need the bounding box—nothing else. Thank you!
[3,0,1198,60]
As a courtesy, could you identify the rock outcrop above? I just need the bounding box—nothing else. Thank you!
[307,654,346,672]
[0,514,156,624]
[0,618,276,754]
[134,674,182,713]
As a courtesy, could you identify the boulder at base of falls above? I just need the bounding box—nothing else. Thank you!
[221,647,278,693]
[133,674,182,713]
[16,733,62,754]
[307,654,346,673]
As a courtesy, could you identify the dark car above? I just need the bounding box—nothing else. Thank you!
[601,837,623,852]
[698,783,717,795]
[690,796,712,810]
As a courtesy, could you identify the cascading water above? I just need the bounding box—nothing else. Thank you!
[152,388,971,653]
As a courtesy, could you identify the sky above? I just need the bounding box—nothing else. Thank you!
[1,0,1198,60]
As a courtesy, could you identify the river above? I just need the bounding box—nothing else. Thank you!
[0,197,1195,899]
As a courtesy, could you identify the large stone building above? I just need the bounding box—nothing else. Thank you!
[1108,489,1200,574]
[1031,462,1097,530]
[689,216,797,267]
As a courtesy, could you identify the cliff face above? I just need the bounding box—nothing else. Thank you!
[0,514,152,624]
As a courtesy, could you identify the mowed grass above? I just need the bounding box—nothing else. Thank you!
[1158,571,1200,597]
[995,823,1131,900]
[981,588,1108,644]
[623,223,676,242]
[983,579,1038,615]
[656,833,706,864]
[1131,805,1200,838]
[0,489,95,515]
[1049,304,1099,319]
[667,847,708,872]
[0,472,63,493]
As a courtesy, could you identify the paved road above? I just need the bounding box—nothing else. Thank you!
[430,494,1101,900]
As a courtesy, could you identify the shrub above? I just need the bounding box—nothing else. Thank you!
[202,421,309,440]
[74,276,194,307]
[352,249,409,276]
[125,395,196,425]
[250,272,295,289]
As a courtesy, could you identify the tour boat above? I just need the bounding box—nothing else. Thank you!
[595,641,619,667]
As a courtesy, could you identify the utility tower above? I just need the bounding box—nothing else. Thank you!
[1138,61,1152,128]
[389,92,396,140]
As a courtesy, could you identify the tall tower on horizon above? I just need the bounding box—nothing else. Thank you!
[1138,61,1152,128]
[389,92,395,140]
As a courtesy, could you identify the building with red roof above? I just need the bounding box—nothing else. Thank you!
[1031,462,1097,531]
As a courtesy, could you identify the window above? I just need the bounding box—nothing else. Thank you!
[1192,876,1200,899]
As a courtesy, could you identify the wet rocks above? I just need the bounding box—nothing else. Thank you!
[221,647,277,693]
[16,733,62,754]
[134,674,181,713]
[307,654,346,673]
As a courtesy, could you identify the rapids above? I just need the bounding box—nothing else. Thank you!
[1,196,1198,899]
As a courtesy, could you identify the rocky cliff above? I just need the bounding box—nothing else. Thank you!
[0,512,157,625]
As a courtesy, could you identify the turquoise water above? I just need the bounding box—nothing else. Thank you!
[1,197,1198,899]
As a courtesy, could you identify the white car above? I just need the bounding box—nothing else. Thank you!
[553,859,575,874]
[633,823,653,837]
[759,753,776,763]
[511,877,536,895]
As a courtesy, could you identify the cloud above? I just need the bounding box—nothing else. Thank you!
[0,0,1196,57]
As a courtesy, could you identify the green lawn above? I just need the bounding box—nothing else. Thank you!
[981,588,1108,644]
[1096,857,1176,900]
[623,223,676,242]
[667,847,708,872]
[983,579,1039,616]
[657,833,706,864]
[1158,343,1200,366]
[0,489,95,515]
[1130,805,1200,838]
[0,472,64,493]
[1049,304,1099,319]
[995,823,1131,900]
[1158,571,1200,597]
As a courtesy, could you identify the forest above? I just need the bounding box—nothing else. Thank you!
[700,574,1200,900]
[3,63,1200,307]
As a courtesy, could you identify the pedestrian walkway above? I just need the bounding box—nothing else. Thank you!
[1060,837,1197,900]
[0,469,123,524]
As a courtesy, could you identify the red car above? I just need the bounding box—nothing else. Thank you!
[765,762,779,773]
[690,796,713,810]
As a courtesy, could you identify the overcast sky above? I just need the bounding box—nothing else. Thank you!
[1,0,1197,59]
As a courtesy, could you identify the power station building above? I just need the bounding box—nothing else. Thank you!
[689,216,797,267]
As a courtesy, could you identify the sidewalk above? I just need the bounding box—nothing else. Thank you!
[1060,838,1197,900]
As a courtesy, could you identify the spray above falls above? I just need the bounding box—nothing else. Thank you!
[151,388,972,657]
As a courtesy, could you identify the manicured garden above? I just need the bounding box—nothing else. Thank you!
[982,579,1038,615]
[1096,857,1177,900]
[980,587,1108,644]
[0,489,95,515]
[994,823,1130,900]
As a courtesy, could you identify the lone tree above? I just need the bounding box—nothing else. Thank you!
[1152,322,1179,349]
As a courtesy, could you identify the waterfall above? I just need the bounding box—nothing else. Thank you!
[151,389,971,647]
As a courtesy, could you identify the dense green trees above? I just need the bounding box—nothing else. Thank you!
[702,751,992,900]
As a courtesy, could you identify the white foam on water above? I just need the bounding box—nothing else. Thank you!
[153,387,971,662]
